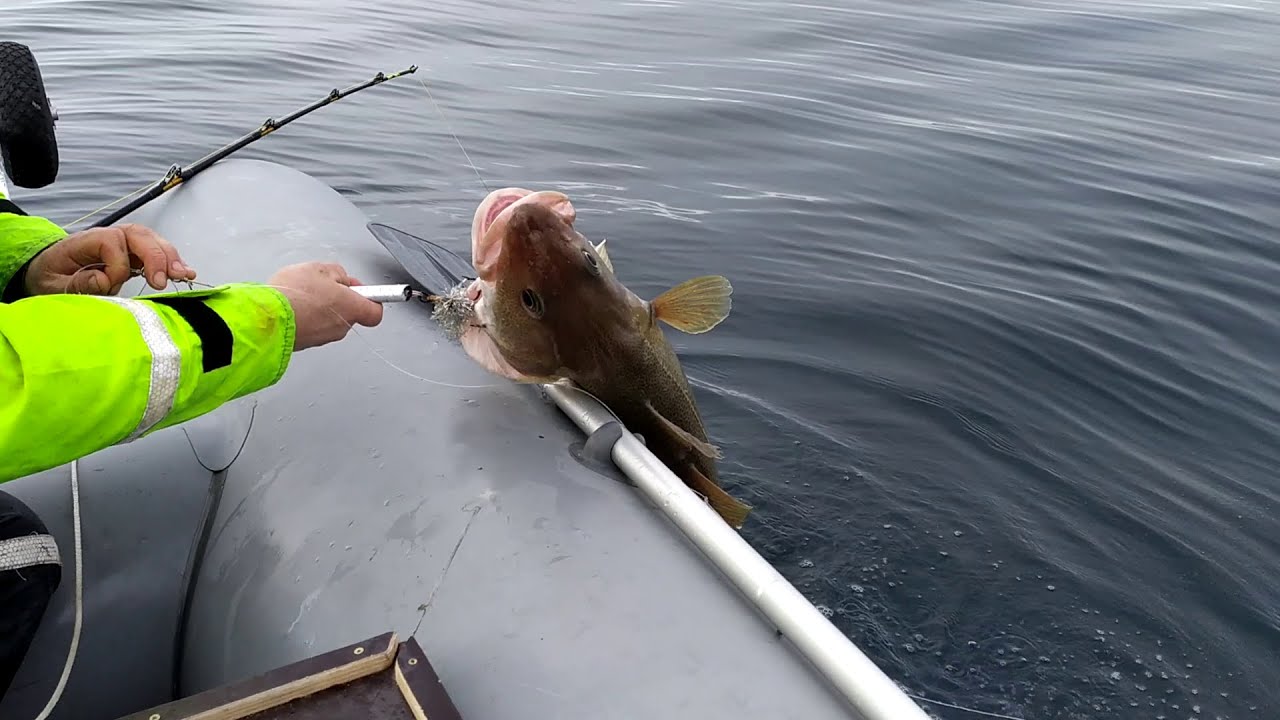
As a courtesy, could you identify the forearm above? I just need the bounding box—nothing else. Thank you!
[0,284,295,482]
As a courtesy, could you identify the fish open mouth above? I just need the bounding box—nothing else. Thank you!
[470,187,577,281]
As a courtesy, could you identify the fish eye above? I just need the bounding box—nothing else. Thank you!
[582,249,600,275]
[520,288,545,318]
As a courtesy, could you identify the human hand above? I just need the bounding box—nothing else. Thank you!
[267,262,384,351]
[24,223,197,296]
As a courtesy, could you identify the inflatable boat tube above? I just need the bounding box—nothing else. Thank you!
[0,158,929,720]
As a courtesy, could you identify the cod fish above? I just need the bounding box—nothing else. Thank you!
[458,187,752,528]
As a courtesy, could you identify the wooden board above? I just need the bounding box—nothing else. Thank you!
[116,632,463,720]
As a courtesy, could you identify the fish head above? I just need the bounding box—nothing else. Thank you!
[461,187,626,382]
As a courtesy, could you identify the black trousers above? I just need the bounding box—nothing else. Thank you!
[0,490,61,701]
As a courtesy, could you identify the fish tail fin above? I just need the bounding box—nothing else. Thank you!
[651,275,732,334]
[688,465,752,529]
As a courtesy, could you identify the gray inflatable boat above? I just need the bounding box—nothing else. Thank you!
[0,158,931,720]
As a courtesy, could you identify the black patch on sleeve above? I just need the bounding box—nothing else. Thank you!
[0,198,28,216]
[148,296,233,372]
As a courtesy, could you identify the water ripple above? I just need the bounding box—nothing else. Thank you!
[9,0,1280,717]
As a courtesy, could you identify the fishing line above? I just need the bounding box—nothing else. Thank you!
[63,179,156,230]
[904,693,1026,720]
[415,75,490,194]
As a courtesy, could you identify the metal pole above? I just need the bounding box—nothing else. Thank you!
[542,383,932,720]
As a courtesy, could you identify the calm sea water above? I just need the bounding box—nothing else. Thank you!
[8,1,1280,717]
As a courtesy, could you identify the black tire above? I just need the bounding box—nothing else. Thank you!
[0,41,58,189]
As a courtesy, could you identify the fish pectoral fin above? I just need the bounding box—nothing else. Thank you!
[650,275,732,334]
[594,239,614,273]
[645,400,722,460]
[687,465,752,529]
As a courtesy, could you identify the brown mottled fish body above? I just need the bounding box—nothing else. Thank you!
[459,187,751,527]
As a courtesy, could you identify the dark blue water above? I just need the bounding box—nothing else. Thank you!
[9,1,1280,717]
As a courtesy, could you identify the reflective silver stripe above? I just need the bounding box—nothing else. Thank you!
[99,296,182,440]
[0,533,61,571]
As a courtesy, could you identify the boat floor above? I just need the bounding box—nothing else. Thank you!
[116,633,461,720]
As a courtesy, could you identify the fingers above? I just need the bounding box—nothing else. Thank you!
[97,235,134,292]
[331,271,383,328]
[345,292,384,328]
[64,268,111,295]
[118,224,195,289]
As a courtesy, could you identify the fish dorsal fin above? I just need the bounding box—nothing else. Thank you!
[650,275,732,334]
[594,239,613,273]
[645,400,721,460]
[687,465,752,529]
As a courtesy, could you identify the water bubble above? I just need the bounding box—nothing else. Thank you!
[903,643,916,653]
[799,558,814,568]
[815,604,833,618]
[953,530,963,537]
[850,584,864,594]
[1047,585,1056,591]
[1110,671,1122,681]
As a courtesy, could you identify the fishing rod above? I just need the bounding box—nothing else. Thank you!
[86,64,418,228]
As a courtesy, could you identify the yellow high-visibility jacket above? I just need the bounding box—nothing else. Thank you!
[0,190,295,482]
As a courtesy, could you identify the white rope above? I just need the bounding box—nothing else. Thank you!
[32,459,84,720]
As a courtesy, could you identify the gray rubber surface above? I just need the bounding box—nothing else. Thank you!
[2,159,860,719]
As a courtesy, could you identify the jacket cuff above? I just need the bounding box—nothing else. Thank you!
[138,283,296,433]
[0,214,67,300]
